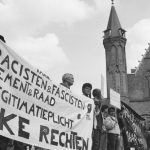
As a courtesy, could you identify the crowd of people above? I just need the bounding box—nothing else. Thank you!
[59,73,148,150]
[0,72,121,150]
[59,73,135,150]
[81,82,121,150]
[0,70,148,150]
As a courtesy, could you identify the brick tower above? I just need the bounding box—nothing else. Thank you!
[103,2,128,103]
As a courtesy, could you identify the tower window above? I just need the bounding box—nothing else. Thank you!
[104,29,111,38]
[119,28,126,38]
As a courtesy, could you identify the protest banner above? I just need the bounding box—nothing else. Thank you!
[110,88,121,109]
[121,103,147,150]
[0,41,94,150]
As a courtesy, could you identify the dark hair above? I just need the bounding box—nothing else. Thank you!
[116,108,121,114]
[82,83,92,91]
[82,83,92,98]
[101,105,108,112]
[108,107,115,114]
[92,88,101,99]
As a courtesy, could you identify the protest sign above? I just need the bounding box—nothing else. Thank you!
[110,88,121,109]
[0,41,94,150]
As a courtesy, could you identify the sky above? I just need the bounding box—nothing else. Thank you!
[1,0,150,97]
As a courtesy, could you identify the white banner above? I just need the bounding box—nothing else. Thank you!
[0,41,94,150]
[110,88,121,109]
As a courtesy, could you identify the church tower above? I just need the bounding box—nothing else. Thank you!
[103,1,128,103]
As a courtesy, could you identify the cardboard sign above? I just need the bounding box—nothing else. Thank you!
[110,88,121,109]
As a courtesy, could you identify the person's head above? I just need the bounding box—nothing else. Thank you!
[62,73,74,89]
[117,108,124,118]
[92,88,102,99]
[108,107,116,117]
[82,83,92,98]
[101,105,109,113]
[92,88,102,106]
[101,105,108,117]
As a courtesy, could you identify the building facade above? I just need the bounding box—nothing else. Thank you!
[103,3,150,130]
[128,45,150,129]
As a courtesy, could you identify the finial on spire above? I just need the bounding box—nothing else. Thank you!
[111,0,114,5]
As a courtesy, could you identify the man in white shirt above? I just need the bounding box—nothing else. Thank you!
[60,73,74,89]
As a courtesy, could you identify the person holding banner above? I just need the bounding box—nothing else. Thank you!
[60,73,74,89]
[82,83,92,98]
[105,107,120,150]
[92,89,108,150]
[92,89,102,150]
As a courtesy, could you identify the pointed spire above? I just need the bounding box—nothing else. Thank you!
[104,3,125,37]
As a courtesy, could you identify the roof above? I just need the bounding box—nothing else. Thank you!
[135,44,150,75]
[106,5,123,37]
[130,100,150,118]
